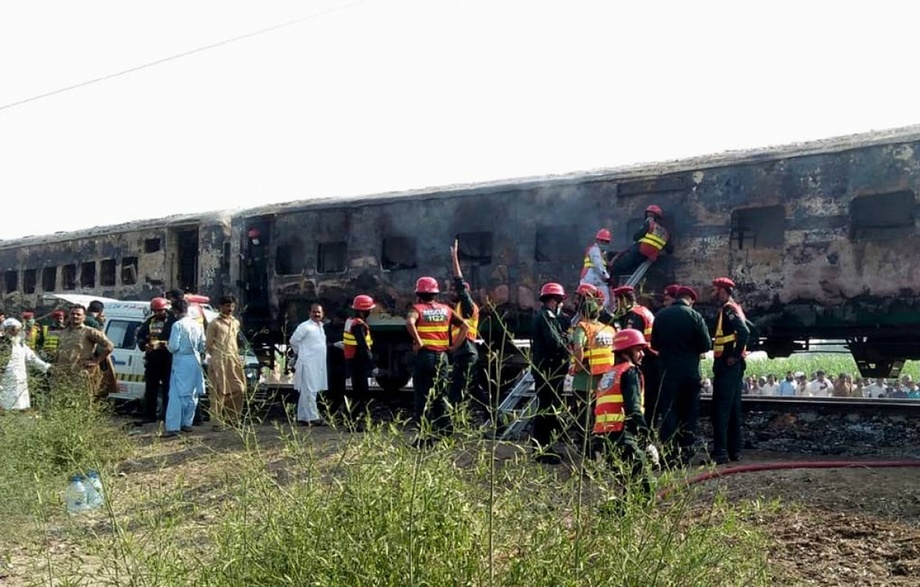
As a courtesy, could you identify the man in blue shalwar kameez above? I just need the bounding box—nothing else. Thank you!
[164,299,206,437]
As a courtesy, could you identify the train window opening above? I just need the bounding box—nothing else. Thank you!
[62,264,77,290]
[144,238,161,253]
[23,269,36,294]
[81,262,96,288]
[850,191,916,241]
[535,224,580,262]
[730,206,785,249]
[317,241,347,274]
[456,232,493,265]
[122,257,138,285]
[5,271,17,293]
[101,259,116,287]
[382,237,418,271]
[42,267,56,292]
[276,239,306,275]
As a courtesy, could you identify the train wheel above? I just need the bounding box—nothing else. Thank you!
[375,374,411,393]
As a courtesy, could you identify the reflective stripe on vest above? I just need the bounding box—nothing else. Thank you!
[343,317,373,360]
[452,301,479,343]
[637,220,670,260]
[713,300,746,358]
[413,302,452,352]
[593,362,633,434]
[41,326,63,354]
[580,244,599,279]
[629,305,655,338]
[573,320,616,375]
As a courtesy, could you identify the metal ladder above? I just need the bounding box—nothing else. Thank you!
[488,369,537,440]
[622,259,653,288]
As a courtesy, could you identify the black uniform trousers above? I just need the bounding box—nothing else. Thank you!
[657,367,702,462]
[413,349,451,436]
[531,361,568,448]
[143,351,172,421]
[640,353,661,428]
[711,360,744,461]
[345,359,373,423]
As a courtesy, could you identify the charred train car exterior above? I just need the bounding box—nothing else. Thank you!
[3,126,920,382]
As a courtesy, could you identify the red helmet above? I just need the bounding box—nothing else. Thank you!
[22,311,34,319]
[575,283,598,297]
[351,294,376,311]
[712,277,736,291]
[539,282,566,299]
[51,310,65,319]
[613,329,649,352]
[415,276,440,294]
[612,285,634,297]
[646,205,664,217]
[150,297,170,311]
[247,228,261,239]
[595,228,612,242]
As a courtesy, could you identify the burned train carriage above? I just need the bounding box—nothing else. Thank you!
[2,126,920,385]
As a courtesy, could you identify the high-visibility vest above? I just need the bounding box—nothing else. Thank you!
[572,320,616,375]
[629,305,655,339]
[452,301,479,343]
[593,362,644,434]
[637,220,670,261]
[23,324,40,350]
[713,300,747,359]
[343,317,373,360]
[580,244,601,280]
[41,325,64,355]
[412,302,452,352]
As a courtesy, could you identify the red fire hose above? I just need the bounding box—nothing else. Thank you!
[657,460,920,501]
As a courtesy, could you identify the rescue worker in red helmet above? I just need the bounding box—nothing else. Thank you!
[592,328,655,497]
[135,297,177,424]
[651,285,711,467]
[580,228,613,312]
[530,282,570,463]
[612,285,661,427]
[449,239,484,418]
[610,205,673,285]
[406,276,468,445]
[569,285,616,447]
[710,277,750,464]
[36,309,68,362]
[20,310,40,350]
[343,294,376,429]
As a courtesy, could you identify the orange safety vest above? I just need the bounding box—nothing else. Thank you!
[637,220,670,261]
[713,300,747,359]
[593,362,644,434]
[343,317,373,360]
[412,302,452,352]
[629,305,655,339]
[572,320,616,375]
[451,301,479,343]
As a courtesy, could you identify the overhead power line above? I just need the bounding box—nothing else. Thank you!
[0,0,364,113]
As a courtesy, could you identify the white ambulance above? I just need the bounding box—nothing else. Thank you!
[45,294,260,402]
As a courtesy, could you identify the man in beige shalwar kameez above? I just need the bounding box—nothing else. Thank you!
[205,295,247,427]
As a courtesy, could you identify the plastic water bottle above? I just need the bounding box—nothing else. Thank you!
[85,470,105,509]
[65,475,89,514]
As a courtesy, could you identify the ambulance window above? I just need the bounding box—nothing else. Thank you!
[4,271,17,294]
[121,257,138,285]
[81,262,96,288]
[23,269,36,294]
[101,259,117,287]
[106,320,139,350]
[382,237,417,271]
[317,241,347,273]
[62,264,77,290]
[42,267,56,292]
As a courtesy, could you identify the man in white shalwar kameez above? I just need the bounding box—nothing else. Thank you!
[164,300,206,437]
[290,304,328,426]
[0,318,51,411]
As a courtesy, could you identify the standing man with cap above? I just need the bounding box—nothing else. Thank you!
[20,311,40,350]
[580,228,613,312]
[710,277,751,464]
[406,276,468,444]
[530,282,570,463]
[0,318,51,411]
[661,284,680,310]
[650,286,712,466]
[343,294,376,427]
[612,285,660,426]
[135,297,176,424]
[37,309,67,361]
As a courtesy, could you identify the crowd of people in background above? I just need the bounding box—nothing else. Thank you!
[699,370,920,399]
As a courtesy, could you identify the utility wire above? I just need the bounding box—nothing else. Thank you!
[0,0,364,113]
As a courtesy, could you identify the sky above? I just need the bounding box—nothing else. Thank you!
[1,0,918,241]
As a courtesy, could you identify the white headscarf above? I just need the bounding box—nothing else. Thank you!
[1,317,22,330]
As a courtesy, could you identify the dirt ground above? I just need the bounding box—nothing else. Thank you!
[4,416,919,586]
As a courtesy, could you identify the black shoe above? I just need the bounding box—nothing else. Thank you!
[296,420,311,427]
[729,454,742,462]
[180,425,194,432]
[309,419,327,427]
[714,456,730,465]
[161,431,179,438]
